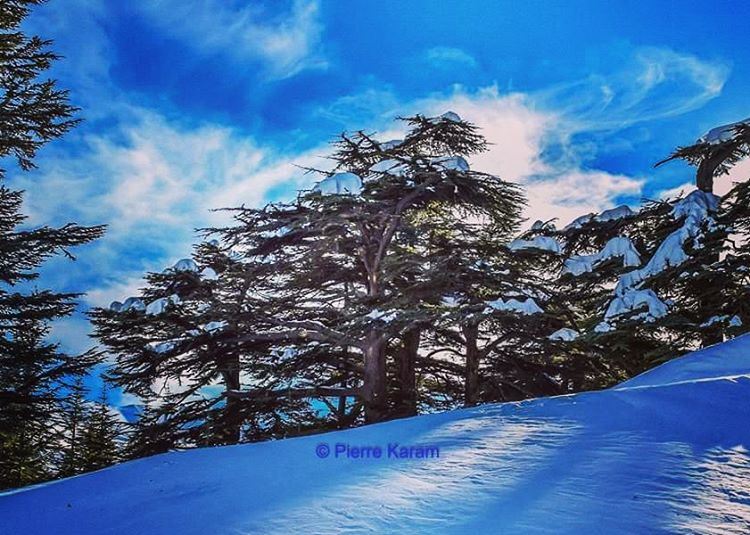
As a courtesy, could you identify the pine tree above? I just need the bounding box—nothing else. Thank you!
[78,386,120,472]
[123,393,180,460]
[0,0,105,489]
[57,376,89,477]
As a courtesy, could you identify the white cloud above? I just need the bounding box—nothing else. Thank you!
[138,0,326,79]
[415,87,644,225]
[22,108,331,308]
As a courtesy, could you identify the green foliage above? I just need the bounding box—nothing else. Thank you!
[0,0,104,490]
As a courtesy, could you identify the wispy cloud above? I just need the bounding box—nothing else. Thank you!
[424,47,478,69]
[22,107,330,310]
[535,47,730,134]
[137,0,327,79]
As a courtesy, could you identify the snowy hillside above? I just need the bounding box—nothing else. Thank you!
[3,337,750,534]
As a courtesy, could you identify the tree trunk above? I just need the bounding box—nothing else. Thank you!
[221,354,242,444]
[396,328,421,417]
[463,323,480,407]
[362,330,388,423]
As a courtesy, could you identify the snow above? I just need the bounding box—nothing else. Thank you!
[701,315,726,327]
[314,172,363,195]
[530,220,555,231]
[613,189,719,296]
[672,190,719,230]
[605,289,668,321]
[378,139,403,150]
[119,297,145,313]
[564,236,641,276]
[108,301,123,312]
[200,267,219,281]
[441,295,461,308]
[564,213,594,230]
[508,236,561,254]
[697,117,750,145]
[5,335,750,533]
[429,110,462,123]
[172,258,199,272]
[548,327,579,341]
[366,309,398,323]
[594,321,613,333]
[202,321,228,333]
[369,159,408,176]
[146,341,176,354]
[145,294,180,315]
[431,156,470,172]
[484,297,543,315]
[701,315,743,329]
[595,205,634,222]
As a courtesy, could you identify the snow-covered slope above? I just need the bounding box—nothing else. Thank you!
[3,337,750,534]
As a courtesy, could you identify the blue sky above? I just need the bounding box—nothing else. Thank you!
[15,0,750,400]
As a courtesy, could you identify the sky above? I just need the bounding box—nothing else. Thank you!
[13,0,750,400]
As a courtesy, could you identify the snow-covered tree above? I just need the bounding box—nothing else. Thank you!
[537,118,750,384]
[218,113,525,423]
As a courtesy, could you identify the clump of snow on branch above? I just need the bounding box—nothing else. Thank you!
[202,321,228,333]
[564,236,641,276]
[378,139,402,150]
[369,159,408,176]
[508,236,561,254]
[146,294,181,315]
[595,205,634,222]
[548,328,579,341]
[697,117,750,145]
[429,111,462,123]
[366,309,398,323]
[484,297,543,315]
[605,289,668,321]
[314,172,363,196]
[701,315,743,328]
[564,214,594,231]
[146,341,176,354]
[172,258,199,272]
[431,156,470,172]
[614,190,719,295]
[112,297,145,313]
[200,267,219,281]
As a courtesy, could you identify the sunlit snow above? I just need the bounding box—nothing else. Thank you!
[4,335,750,534]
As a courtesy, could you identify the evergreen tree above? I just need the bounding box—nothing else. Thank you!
[123,393,181,460]
[91,241,317,449]
[57,376,89,477]
[0,0,104,489]
[535,116,750,386]
[78,386,120,472]
[218,112,525,423]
